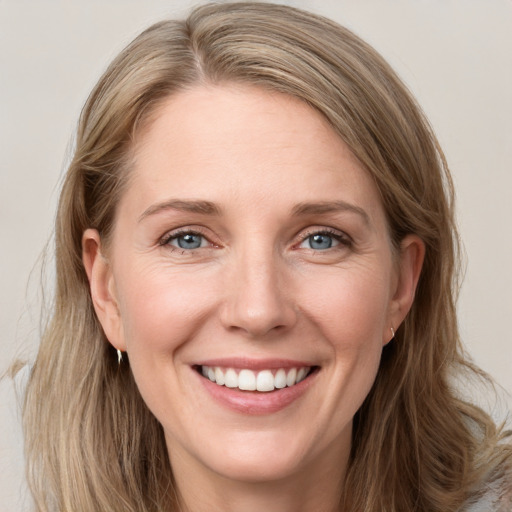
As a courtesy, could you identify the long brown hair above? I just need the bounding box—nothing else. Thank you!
[23,3,511,510]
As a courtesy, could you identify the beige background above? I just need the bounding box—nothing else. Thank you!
[1,1,511,509]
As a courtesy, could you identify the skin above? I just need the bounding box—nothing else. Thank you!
[83,85,424,512]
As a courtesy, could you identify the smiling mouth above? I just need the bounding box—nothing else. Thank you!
[195,365,318,392]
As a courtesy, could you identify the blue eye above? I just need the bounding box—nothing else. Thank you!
[309,233,336,250]
[168,232,206,250]
[299,231,342,251]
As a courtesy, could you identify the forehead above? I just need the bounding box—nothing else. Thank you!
[123,84,385,224]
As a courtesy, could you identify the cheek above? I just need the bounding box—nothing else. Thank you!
[112,264,222,424]
[302,265,392,350]
[300,266,390,413]
[115,263,220,354]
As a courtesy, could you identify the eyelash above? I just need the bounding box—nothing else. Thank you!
[159,228,212,251]
[158,227,352,252]
[296,228,352,250]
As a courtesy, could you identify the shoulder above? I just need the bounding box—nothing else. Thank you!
[460,410,512,512]
[461,473,512,512]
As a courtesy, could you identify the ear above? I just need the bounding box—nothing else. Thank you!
[82,228,126,352]
[386,234,425,344]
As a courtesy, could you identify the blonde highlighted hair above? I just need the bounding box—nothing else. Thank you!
[23,2,511,511]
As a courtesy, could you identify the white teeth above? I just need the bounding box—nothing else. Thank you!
[224,368,238,388]
[286,368,297,387]
[214,367,225,386]
[274,368,287,389]
[296,367,307,383]
[256,370,274,392]
[238,369,256,391]
[200,365,312,392]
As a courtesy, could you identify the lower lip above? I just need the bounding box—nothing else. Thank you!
[195,369,318,415]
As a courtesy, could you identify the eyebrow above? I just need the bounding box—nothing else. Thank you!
[291,201,370,226]
[138,198,370,225]
[138,199,221,222]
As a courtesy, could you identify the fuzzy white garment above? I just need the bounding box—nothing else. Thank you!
[461,477,512,512]
[463,494,500,511]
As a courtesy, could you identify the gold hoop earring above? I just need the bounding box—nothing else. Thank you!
[390,327,396,339]
[117,349,123,365]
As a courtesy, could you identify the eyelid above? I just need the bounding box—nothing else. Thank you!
[296,227,352,244]
[158,226,216,248]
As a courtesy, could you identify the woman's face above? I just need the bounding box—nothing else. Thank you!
[84,85,422,487]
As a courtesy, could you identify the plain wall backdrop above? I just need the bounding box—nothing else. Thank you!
[1,1,511,509]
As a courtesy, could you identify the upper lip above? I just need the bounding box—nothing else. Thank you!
[193,358,317,371]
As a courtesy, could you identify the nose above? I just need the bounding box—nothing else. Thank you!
[220,247,297,338]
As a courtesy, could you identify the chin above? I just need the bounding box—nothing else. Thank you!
[175,427,314,484]
[208,448,307,483]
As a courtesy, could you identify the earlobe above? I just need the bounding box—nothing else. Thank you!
[387,235,425,341]
[82,229,126,351]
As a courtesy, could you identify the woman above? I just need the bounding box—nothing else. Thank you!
[22,2,511,511]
